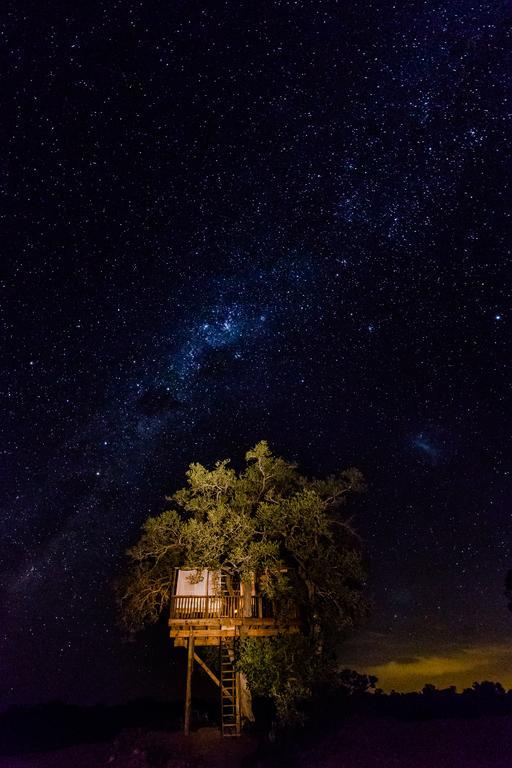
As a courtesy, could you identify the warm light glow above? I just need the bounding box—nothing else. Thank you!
[362,645,512,692]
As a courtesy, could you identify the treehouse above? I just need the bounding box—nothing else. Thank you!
[169,568,300,736]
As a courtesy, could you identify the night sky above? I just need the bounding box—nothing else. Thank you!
[2,1,512,708]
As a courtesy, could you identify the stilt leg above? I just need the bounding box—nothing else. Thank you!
[184,634,194,735]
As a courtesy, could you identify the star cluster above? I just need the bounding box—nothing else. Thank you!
[2,0,512,704]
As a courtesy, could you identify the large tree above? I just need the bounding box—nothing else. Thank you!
[120,441,368,723]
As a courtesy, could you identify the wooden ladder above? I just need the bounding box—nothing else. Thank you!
[220,637,240,736]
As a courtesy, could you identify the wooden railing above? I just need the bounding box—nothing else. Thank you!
[251,596,275,618]
[170,595,298,620]
[170,596,243,619]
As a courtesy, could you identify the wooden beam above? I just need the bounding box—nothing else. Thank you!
[169,617,301,628]
[169,618,240,626]
[193,652,234,703]
[193,652,220,687]
[172,629,237,638]
[184,634,194,736]
[240,626,301,636]
[171,626,300,639]
[169,617,288,625]
[175,638,221,647]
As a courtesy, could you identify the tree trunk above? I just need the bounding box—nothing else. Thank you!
[241,575,253,617]
[239,577,256,723]
[302,574,322,655]
[238,670,255,723]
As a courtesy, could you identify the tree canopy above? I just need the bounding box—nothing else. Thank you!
[120,441,368,722]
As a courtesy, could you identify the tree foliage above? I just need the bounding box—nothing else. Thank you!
[119,441,368,722]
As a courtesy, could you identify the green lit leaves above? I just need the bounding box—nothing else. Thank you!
[119,440,368,719]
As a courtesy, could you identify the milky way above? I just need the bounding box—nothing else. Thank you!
[2,1,512,705]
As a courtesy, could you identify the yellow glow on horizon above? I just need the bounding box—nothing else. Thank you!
[362,645,512,692]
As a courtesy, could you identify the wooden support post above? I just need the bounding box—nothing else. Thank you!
[184,634,194,735]
[193,651,234,703]
[236,669,242,735]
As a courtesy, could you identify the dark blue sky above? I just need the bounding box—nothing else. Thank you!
[2,0,512,705]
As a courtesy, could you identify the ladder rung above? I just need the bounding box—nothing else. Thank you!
[221,636,239,738]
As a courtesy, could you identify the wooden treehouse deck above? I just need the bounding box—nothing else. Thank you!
[168,589,300,737]
[169,595,300,644]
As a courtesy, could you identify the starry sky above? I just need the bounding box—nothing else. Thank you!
[2,0,512,707]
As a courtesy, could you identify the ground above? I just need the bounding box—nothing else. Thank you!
[2,716,511,767]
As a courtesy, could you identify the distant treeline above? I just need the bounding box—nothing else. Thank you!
[308,672,512,727]
[2,675,512,756]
